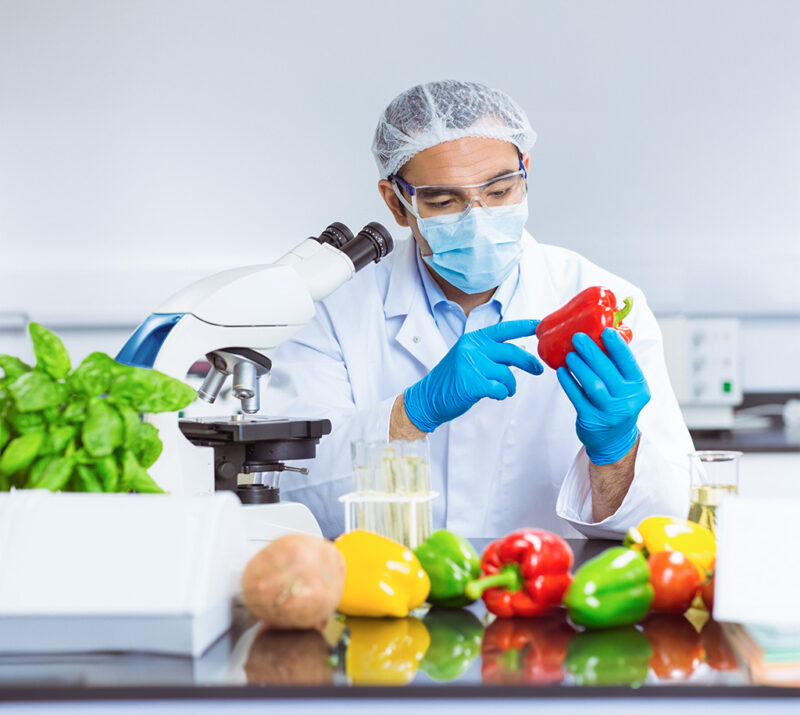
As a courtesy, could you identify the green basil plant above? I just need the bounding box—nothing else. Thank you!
[0,323,196,493]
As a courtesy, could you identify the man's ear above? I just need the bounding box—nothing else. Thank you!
[378,179,410,228]
[522,152,531,173]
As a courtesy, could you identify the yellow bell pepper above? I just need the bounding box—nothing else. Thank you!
[334,530,430,617]
[624,515,715,577]
[345,616,430,686]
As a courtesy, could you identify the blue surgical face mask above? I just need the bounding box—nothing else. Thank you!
[418,199,528,294]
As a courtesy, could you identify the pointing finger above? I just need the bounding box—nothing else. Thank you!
[481,319,540,344]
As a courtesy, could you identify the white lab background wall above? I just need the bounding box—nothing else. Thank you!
[1,0,799,388]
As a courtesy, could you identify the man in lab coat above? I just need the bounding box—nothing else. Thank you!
[266,80,693,539]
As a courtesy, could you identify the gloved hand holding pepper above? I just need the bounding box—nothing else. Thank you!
[403,320,543,433]
[535,286,649,465]
[557,329,650,465]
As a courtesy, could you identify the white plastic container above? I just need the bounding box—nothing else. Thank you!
[0,490,247,656]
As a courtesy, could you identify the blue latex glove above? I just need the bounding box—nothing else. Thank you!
[404,319,543,433]
[556,328,651,465]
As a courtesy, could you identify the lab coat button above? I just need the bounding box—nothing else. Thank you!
[413,336,421,343]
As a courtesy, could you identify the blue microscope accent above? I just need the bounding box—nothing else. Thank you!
[116,313,184,369]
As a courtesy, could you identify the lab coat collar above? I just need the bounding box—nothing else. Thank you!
[383,235,448,371]
[504,230,564,325]
[383,235,418,320]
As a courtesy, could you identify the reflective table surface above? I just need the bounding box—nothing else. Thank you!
[0,539,798,707]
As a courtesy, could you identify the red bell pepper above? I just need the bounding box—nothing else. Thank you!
[464,529,573,618]
[536,286,633,370]
[481,610,577,685]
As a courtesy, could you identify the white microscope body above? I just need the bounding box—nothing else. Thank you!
[117,223,392,546]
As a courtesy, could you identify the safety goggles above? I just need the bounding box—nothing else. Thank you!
[389,156,528,220]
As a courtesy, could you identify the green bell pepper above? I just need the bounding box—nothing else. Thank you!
[420,608,483,682]
[564,626,652,687]
[563,546,653,629]
[413,530,481,607]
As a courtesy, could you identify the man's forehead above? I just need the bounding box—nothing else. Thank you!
[401,137,519,186]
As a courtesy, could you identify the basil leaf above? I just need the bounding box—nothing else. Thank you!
[121,449,164,494]
[42,425,77,455]
[10,409,46,434]
[32,455,73,491]
[113,406,163,468]
[134,423,163,468]
[0,419,9,451]
[67,352,128,397]
[62,400,88,424]
[27,455,56,487]
[110,368,196,413]
[0,355,32,381]
[93,454,119,492]
[76,464,103,493]
[81,399,123,457]
[8,372,64,413]
[0,431,45,475]
[115,405,142,447]
[29,323,71,380]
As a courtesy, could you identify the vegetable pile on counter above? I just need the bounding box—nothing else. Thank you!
[240,516,724,687]
[0,323,196,493]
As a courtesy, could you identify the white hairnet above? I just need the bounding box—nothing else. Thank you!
[371,80,537,178]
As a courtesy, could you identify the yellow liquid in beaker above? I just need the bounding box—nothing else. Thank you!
[688,484,738,534]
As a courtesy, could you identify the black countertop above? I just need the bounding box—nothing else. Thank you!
[690,393,800,453]
[0,538,797,707]
[691,426,800,453]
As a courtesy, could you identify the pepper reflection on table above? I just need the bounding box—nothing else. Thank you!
[242,614,740,687]
[481,610,576,685]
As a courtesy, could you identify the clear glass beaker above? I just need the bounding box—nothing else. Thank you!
[688,450,741,535]
[345,439,435,548]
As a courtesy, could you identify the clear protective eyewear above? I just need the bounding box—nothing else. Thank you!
[389,156,528,220]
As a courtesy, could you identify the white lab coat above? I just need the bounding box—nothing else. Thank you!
[265,231,694,539]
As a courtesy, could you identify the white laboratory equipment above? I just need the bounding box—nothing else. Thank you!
[658,316,742,430]
[115,222,393,545]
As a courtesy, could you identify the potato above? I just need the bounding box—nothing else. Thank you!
[245,627,334,686]
[241,533,346,630]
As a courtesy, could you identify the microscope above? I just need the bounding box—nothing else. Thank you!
[116,222,393,542]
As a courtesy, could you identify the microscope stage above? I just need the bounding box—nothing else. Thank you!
[178,416,331,444]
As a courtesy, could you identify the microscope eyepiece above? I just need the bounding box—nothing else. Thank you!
[315,222,354,250]
[341,222,394,271]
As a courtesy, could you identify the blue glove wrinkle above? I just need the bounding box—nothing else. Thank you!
[558,329,651,465]
[403,319,542,433]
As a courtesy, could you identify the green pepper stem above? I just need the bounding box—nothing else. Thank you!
[614,297,633,327]
[464,566,522,601]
